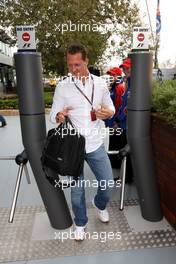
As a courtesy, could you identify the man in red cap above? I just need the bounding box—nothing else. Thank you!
[105,67,124,168]
[117,57,133,183]
[106,67,124,118]
[119,58,131,81]
[118,57,131,129]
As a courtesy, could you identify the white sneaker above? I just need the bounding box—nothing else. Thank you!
[74,225,86,241]
[92,198,109,223]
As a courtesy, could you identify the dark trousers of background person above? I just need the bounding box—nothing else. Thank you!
[108,129,133,183]
[0,115,6,127]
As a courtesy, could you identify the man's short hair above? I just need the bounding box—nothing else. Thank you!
[67,43,87,61]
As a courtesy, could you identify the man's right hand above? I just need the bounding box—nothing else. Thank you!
[55,107,72,123]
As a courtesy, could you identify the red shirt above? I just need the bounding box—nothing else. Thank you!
[115,83,125,114]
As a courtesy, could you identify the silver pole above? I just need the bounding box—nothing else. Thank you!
[24,165,31,184]
[107,150,119,155]
[8,164,24,223]
[0,156,16,160]
[145,0,155,46]
[119,156,127,211]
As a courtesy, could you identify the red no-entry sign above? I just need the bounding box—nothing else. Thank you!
[22,32,30,42]
[133,27,149,50]
[16,26,36,50]
[137,33,145,42]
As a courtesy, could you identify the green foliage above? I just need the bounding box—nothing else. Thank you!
[0,0,140,74]
[0,92,53,109]
[152,80,176,126]
[44,92,53,108]
[0,98,19,109]
[1,81,176,127]
[44,85,55,92]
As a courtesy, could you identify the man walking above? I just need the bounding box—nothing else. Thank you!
[50,43,115,240]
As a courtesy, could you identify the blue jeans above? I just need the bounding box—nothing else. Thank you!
[71,144,113,226]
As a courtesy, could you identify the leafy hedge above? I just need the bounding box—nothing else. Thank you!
[0,98,19,109]
[0,92,53,109]
[0,81,176,126]
[152,80,176,126]
[44,92,53,108]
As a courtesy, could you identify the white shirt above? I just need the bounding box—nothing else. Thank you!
[50,73,115,153]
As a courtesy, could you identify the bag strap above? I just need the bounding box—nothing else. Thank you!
[55,116,75,131]
[65,116,76,129]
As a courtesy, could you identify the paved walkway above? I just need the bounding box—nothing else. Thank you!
[0,115,175,264]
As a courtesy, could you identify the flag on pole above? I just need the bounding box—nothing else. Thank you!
[156,0,161,34]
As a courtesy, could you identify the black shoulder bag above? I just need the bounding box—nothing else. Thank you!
[41,117,85,187]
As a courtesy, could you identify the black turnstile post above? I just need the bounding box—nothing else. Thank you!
[14,52,73,229]
[127,51,163,221]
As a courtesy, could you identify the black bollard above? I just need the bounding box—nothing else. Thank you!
[14,52,72,229]
[127,51,163,221]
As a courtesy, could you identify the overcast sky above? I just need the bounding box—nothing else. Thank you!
[135,0,176,67]
[12,1,176,69]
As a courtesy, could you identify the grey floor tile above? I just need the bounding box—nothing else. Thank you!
[26,247,176,264]
[124,205,172,232]
[0,201,175,262]
[0,116,176,264]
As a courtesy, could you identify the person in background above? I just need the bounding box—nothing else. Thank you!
[118,58,131,130]
[106,67,124,122]
[105,67,124,168]
[88,66,100,76]
[117,57,133,183]
[0,115,7,127]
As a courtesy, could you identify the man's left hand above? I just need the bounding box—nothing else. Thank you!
[95,106,114,120]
